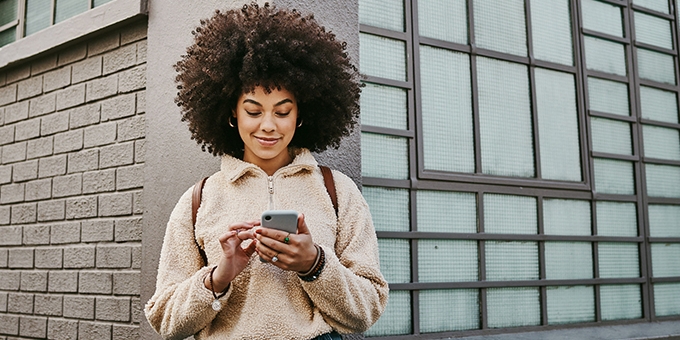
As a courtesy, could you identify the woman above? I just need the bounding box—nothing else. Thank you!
[144,3,388,340]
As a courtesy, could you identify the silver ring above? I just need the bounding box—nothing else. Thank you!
[271,255,279,263]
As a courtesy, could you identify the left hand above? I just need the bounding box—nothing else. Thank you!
[254,213,318,273]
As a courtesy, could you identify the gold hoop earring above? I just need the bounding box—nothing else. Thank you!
[229,116,236,128]
[297,119,303,128]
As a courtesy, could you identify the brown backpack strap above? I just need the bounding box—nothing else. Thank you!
[319,165,338,217]
[192,176,209,267]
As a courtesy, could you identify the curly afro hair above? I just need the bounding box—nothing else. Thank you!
[174,2,362,157]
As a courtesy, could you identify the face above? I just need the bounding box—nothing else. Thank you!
[234,86,299,173]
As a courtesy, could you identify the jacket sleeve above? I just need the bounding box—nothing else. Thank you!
[300,171,389,333]
[144,187,233,340]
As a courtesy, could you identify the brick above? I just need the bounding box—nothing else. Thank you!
[115,217,142,242]
[14,119,40,141]
[116,164,143,190]
[0,165,10,184]
[53,130,83,154]
[63,296,94,319]
[83,169,114,193]
[66,196,97,219]
[20,271,47,292]
[0,206,9,225]
[78,321,111,339]
[47,271,77,293]
[131,244,141,269]
[28,93,56,117]
[11,203,36,224]
[0,270,20,290]
[40,111,69,136]
[8,293,33,313]
[99,192,132,217]
[38,155,67,178]
[71,56,102,84]
[100,142,134,169]
[96,296,129,322]
[0,314,19,335]
[50,222,80,244]
[38,200,66,222]
[131,297,141,323]
[117,115,144,141]
[52,173,82,198]
[55,83,85,110]
[17,77,43,100]
[8,248,33,268]
[0,226,22,245]
[34,248,62,269]
[103,44,137,75]
[64,246,95,269]
[79,271,111,293]
[34,295,62,316]
[132,191,143,214]
[2,142,26,163]
[59,44,87,66]
[136,40,147,64]
[26,178,52,201]
[0,292,5,311]
[5,101,28,124]
[22,224,50,245]
[0,183,24,203]
[12,160,38,182]
[6,65,30,83]
[47,318,78,340]
[84,122,116,148]
[43,66,71,92]
[81,219,113,242]
[0,84,17,106]
[113,271,139,295]
[19,316,47,338]
[88,31,120,56]
[0,249,6,267]
[31,55,58,75]
[68,102,100,129]
[136,91,145,114]
[113,324,139,340]
[119,64,146,93]
[0,126,14,145]
[121,23,147,45]
[86,74,118,102]
[101,93,135,121]
[0,106,4,124]
[26,136,53,159]
[67,149,98,173]
[96,245,131,268]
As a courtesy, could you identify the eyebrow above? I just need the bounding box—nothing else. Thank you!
[242,98,293,107]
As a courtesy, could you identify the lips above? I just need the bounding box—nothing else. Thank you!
[255,136,281,146]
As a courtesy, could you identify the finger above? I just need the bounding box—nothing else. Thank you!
[227,220,259,232]
[244,239,257,257]
[218,230,237,243]
[296,213,310,235]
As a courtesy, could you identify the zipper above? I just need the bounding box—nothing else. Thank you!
[267,175,274,210]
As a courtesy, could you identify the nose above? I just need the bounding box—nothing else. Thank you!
[260,112,276,132]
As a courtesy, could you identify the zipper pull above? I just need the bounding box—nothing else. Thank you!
[268,176,274,210]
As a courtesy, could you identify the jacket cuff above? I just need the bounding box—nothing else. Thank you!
[193,266,234,307]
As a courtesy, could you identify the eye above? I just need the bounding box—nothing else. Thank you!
[276,112,291,116]
[246,111,261,116]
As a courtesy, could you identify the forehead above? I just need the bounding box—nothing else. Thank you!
[239,86,296,104]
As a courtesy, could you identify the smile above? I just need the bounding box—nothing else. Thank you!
[255,136,281,146]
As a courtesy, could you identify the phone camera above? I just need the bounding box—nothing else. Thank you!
[264,215,272,221]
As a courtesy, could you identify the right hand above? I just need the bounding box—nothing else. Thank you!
[204,220,259,292]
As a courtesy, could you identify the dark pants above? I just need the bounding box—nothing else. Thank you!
[311,331,342,340]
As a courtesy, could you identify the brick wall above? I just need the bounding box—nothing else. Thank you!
[0,20,146,340]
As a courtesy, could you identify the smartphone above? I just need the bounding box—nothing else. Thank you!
[261,210,298,234]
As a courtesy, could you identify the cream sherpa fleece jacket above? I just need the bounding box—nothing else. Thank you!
[145,149,388,340]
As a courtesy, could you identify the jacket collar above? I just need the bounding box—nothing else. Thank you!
[221,148,318,182]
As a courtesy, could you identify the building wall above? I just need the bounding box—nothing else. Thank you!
[0,19,147,339]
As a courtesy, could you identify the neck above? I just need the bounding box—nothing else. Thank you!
[244,149,294,176]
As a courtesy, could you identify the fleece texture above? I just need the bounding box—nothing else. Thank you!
[145,149,389,340]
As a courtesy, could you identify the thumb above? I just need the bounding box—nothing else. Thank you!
[296,213,310,235]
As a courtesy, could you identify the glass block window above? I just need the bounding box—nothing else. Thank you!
[531,0,573,66]
[598,243,640,278]
[359,0,404,31]
[651,243,680,277]
[587,77,630,116]
[364,186,410,232]
[590,117,632,155]
[581,0,623,37]
[648,204,680,237]
[654,283,680,317]
[642,125,680,161]
[584,36,627,76]
[377,238,411,283]
[640,86,678,123]
[596,201,638,237]
[419,290,479,332]
[365,291,412,336]
[486,241,539,281]
[360,33,407,81]
[361,132,409,180]
[546,286,595,324]
[417,191,476,233]
[635,11,673,49]
[418,240,478,282]
[418,0,467,44]
[545,242,593,279]
[487,288,541,328]
[593,158,635,195]
[637,49,676,85]
[361,83,408,130]
[600,285,642,320]
[484,194,537,234]
[646,164,680,198]
[473,0,527,56]
[543,199,591,236]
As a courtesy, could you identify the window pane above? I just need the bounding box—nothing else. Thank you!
[474,0,527,56]
[643,125,680,161]
[588,77,630,116]
[654,283,680,316]
[646,164,680,198]
[0,0,17,26]
[360,83,408,130]
[635,11,673,50]
[597,201,638,237]
[600,284,642,320]
[545,242,593,279]
[364,186,410,232]
[649,204,680,237]
[0,26,15,47]
[365,291,412,336]
[531,0,573,65]
[543,199,591,236]
[478,57,535,177]
[487,287,541,328]
[418,0,467,44]
[593,158,635,195]
[535,68,581,181]
[584,36,627,77]
[25,0,51,36]
[361,132,409,179]
[484,194,537,234]
[359,0,404,31]
[633,0,669,14]
[640,86,678,123]
[55,0,88,24]
[417,191,477,233]
[377,239,411,283]
[360,33,406,81]
[637,49,676,85]
[93,0,112,6]
[546,286,595,324]
[581,0,623,37]
[486,241,539,281]
[651,243,680,277]
[420,289,479,332]
[598,242,640,278]
[419,240,478,282]
[420,47,474,173]
[590,117,632,155]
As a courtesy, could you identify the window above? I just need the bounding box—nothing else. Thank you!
[359,0,680,337]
